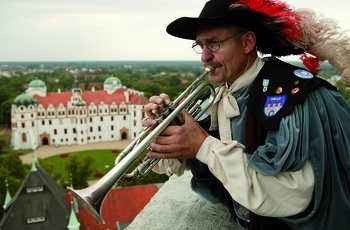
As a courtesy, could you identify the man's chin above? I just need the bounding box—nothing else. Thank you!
[208,75,223,84]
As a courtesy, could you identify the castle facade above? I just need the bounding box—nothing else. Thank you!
[11,76,148,150]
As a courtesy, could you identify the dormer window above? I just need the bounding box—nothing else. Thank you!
[26,186,44,193]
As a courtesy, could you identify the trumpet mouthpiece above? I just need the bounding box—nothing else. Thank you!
[205,66,214,73]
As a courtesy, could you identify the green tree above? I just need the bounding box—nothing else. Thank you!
[336,80,350,104]
[0,100,13,127]
[64,153,95,189]
[0,151,29,216]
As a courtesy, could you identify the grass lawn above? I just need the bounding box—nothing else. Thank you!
[40,149,119,181]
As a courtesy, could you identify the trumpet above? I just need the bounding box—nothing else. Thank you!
[67,66,215,223]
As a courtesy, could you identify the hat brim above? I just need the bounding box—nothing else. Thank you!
[166,17,223,40]
[166,11,251,40]
[166,9,304,56]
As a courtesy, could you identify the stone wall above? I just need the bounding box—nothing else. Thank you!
[126,171,238,230]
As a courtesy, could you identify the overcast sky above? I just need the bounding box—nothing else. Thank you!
[0,0,349,62]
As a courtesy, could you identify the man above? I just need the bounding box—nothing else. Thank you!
[143,0,350,229]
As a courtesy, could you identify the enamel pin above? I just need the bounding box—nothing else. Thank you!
[262,79,269,92]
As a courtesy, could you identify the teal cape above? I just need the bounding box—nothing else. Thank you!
[188,58,350,229]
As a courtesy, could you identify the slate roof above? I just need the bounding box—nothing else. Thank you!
[0,163,70,230]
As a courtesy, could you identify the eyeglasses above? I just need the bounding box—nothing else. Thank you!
[192,31,245,54]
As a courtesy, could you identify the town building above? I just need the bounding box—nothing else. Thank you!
[10,76,148,150]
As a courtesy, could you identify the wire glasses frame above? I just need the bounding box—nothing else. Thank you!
[191,31,245,54]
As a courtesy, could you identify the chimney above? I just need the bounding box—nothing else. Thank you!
[124,91,129,103]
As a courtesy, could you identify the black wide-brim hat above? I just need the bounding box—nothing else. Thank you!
[166,0,305,56]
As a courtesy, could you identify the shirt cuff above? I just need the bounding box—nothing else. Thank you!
[196,135,245,164]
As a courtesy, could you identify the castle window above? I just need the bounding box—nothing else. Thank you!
[22,133,27,142]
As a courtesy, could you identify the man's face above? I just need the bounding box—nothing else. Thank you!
[196,25,249,86]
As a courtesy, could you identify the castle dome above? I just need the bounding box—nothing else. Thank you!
[75,100,86,107]
[13,93,37,107]
[28,78,46,88]
[104,76,121,86]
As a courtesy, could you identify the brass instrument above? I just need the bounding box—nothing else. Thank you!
[67,66,215,223]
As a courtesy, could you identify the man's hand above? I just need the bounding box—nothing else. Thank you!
[147,110,208,159]
[143,93,209,159]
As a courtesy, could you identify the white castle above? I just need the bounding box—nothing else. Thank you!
[11,76,148,150]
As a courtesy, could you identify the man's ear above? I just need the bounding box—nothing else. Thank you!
[243,31,257,54]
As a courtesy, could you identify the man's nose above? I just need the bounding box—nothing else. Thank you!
[201,46,214,63]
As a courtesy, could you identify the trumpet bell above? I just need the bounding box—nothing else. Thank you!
[67,186,107,223]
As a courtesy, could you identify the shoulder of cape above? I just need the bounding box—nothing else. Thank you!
[247,57,337,130]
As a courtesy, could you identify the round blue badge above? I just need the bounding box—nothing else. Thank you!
[294,69,314,79]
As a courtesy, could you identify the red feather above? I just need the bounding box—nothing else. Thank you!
[231,0,302,42]
[300,53,321,75]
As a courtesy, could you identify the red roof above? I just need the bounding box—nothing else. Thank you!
[65,184,159,229]
[33,88,148,108]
